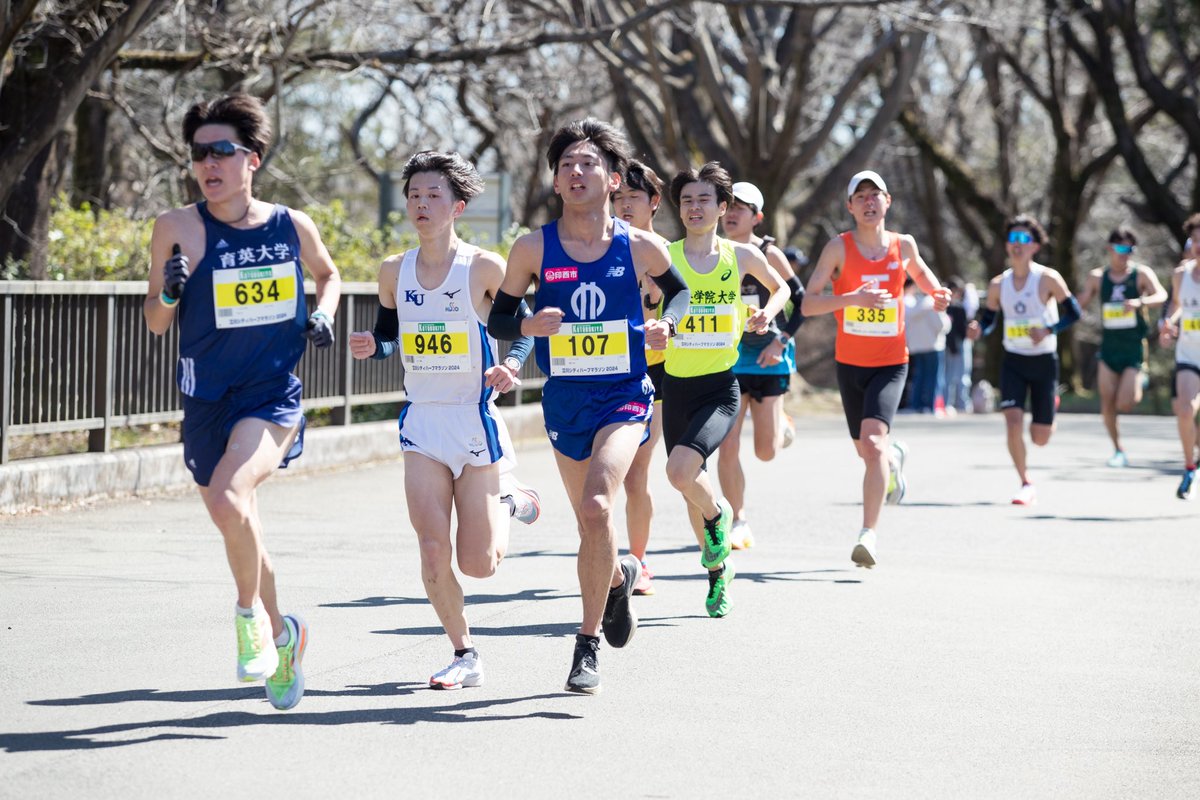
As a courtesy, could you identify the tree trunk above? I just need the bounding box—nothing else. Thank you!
[0,132,70,277]
[71,84,112,210]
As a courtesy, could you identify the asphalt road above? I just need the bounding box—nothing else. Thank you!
[1,411,1197,798]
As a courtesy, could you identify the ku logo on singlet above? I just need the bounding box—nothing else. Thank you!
[405,290,425,306]
[571,281,606,320]
[1111,285,1127,301]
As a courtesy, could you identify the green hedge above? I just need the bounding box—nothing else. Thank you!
[4,195,522,282]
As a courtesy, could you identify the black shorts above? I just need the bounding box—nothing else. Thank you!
[662,369,741,464]
[647,361,666,403]
[1172,363,1200,399]
[736,372,790,402]
[1000,352,1059,425]
[835,361,907,440]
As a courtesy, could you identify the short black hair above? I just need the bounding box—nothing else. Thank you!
[545,118,631,175]
[1184,212,1200,238]
[183,94,271,157]
[400,151,485,203]
[622,159,664,202]
[669,162,734,211]
[1005,214,1048,245]
[1107,227,1138,246]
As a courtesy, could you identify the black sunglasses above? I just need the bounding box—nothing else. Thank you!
[190,139,254,162]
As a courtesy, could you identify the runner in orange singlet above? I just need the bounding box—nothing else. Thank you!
[801,171,950,567]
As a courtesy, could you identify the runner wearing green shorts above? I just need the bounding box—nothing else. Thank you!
[1076,227,1166,466]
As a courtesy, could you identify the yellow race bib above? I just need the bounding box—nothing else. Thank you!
[549,320,630,376]
[401,321,470,373]
[212,263,298,329]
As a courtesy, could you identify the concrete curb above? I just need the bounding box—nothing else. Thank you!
[1,404,547,515]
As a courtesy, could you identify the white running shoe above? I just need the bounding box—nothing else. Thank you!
[781,414,796,449]
[886,441,908,505]
[730,519,754,550]
[502,479,541,525]
[429,651,484,690]
[851,528,877,568]
[1011,483,1037,505]
[1106,450,1128,468]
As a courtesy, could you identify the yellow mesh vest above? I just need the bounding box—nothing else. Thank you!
[665,238,745,378]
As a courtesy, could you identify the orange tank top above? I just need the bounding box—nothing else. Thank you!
[832,231,908,367]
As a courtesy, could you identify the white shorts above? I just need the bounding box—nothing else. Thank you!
[397,401,515,478]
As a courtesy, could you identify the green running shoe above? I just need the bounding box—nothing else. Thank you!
[235,610,278,682]
[700,497,733,569]
[706,561,735,618]
[266,614,308,709]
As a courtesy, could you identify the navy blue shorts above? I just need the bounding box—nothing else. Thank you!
[542,374,654,461]
[181,374,306,487]
[1000,352,1059,425]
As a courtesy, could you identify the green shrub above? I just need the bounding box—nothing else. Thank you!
[23,196,525,283]
[47,196,153,281]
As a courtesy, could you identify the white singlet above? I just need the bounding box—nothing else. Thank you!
[1000,263,1058,356]
[1176,263,1200,369]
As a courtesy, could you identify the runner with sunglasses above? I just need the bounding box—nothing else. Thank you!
[968,215,1081,505]
[1076,228,1167,467]
[145,94,342,709]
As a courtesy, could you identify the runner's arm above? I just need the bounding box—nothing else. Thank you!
[801,238,852,316]
[488,234,540,340]
[292,209,342,321]
[1045,270,1081,334]
[764,243,805,336]
[1135,266,1168,308]
[635,231,688,331]
[900,235,951,311]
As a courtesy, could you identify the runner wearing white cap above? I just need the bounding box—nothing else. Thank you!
[801,170,950,567]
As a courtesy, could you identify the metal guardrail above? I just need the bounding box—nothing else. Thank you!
[0,281,545,464]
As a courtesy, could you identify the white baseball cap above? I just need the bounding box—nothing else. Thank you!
[731,182,765,213]
[847,170,888,198]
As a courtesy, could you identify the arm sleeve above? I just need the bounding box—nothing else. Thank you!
[503,300,535,366]
[977,307,998,337]
[650,265,690,328]
[487,289,526,341]
[370,302,400,360]
[782,275,806,336]
[1049,295,1082,334]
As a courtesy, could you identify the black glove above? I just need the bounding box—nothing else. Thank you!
[305,309,335,348]
[163,244,189,301]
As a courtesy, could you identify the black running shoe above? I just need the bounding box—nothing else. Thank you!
[601,554,639,648]
[565,634,601,695]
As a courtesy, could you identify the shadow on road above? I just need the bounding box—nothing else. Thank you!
[373,621,581,638]
[1,693,581,753]
[649,569,861,585]
[321,588,564,609]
